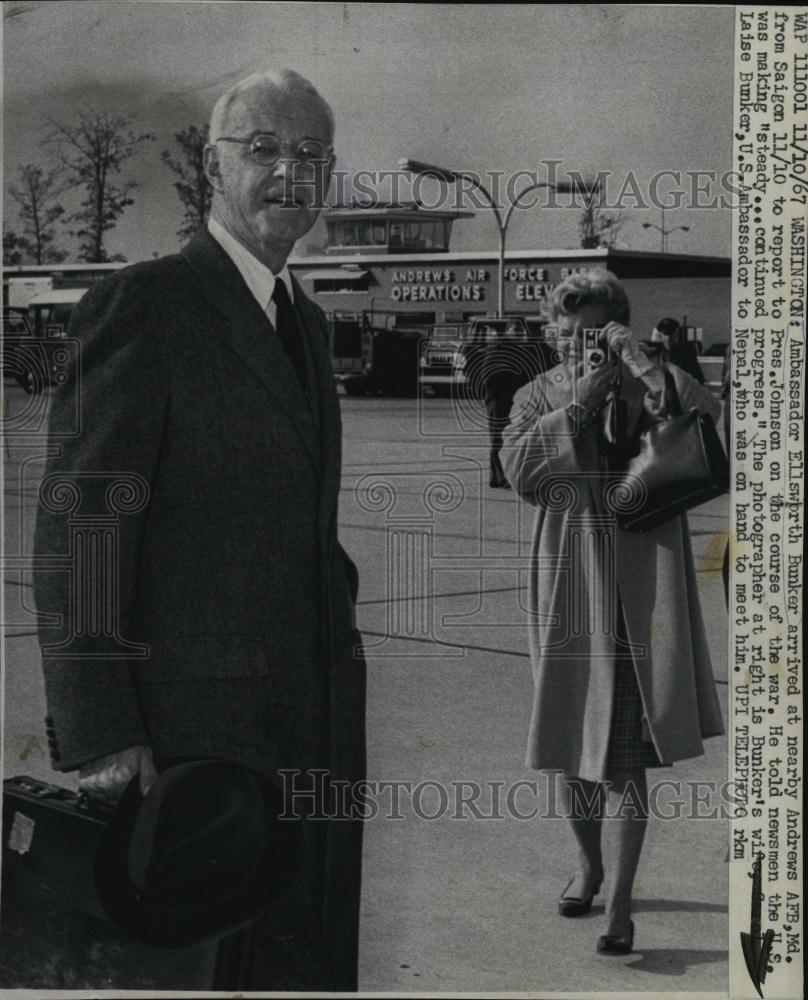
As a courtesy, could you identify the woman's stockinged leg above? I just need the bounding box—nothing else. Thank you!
[605,768,648,937]
[560,774,606,898]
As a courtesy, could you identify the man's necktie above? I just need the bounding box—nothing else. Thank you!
[271,279,308,391]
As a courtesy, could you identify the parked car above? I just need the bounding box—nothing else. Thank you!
[418,323,468,396]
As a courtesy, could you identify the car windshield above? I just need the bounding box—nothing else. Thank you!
[429,325,464,341]
[473,319,527,343]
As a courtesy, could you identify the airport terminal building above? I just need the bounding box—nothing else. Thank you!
[287,202,731,349]
[3,202,730,393]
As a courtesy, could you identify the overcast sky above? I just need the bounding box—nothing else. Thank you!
[3,2,735,261]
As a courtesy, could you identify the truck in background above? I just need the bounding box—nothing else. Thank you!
[330,309,423,397]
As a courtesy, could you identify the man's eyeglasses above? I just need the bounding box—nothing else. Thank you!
[216,133,333,167]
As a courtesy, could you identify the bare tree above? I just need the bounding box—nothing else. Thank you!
[161,124,212,242]
[578,197,626,249]
[49,110,154,262]
[7,164,67,264]
[3,228,25,266]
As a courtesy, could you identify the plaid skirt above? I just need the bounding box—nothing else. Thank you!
[605,603,662,772]
[605,659,662,772]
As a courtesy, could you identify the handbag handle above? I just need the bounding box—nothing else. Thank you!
[662,366,683,417]
[611,355,622,392]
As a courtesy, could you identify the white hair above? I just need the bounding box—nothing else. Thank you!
[208,69,335,141]
[550,268,631,325]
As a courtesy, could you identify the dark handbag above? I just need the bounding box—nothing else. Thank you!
[605,366,730,533]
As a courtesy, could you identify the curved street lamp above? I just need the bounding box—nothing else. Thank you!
[398,158,599,318]
[642,206,690,253]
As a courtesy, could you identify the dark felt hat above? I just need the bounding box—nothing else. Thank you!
[94,760,302,948]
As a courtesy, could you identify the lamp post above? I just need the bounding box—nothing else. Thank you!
[398,158,594,318]
[641,206,690,253]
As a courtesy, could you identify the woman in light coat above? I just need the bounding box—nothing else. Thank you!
[501,270,724,954]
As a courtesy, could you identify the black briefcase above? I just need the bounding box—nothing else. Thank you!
[0,775,252,991]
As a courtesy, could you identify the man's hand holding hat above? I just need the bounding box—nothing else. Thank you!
[94,760,303,948]
[79,745,158,803]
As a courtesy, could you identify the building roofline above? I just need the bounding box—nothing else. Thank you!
[325,207,475,221]
[290,247,730,266]
[607,248,730,265]
[291,248,611,266]
[2,263,126,273]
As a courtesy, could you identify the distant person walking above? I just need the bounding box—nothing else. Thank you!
[651,317,704,384]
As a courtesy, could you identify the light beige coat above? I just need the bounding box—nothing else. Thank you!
[501,360,725,781]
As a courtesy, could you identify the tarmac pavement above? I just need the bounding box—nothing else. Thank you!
[2,386,730,995]
[341,394,729,995]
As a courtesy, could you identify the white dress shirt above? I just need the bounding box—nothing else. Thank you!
[207,217,294,328]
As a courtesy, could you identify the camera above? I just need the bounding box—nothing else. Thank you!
[583,328,612,369]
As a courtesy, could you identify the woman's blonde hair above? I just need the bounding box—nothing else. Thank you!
[549,268,630,324]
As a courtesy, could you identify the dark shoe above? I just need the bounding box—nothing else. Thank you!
[558,870,604,917]
[597,920,634,955]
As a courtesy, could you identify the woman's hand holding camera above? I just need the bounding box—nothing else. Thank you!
[602,321,656,377]
[602,322,640,359]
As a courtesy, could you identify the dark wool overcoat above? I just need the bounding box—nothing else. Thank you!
[501,359,725,783]
[33,230,366,991]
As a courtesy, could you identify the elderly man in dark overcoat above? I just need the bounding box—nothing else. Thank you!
[33,69,365,991]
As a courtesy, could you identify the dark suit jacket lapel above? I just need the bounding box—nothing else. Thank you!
[181,231,320,469]
[292,275,343,503]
